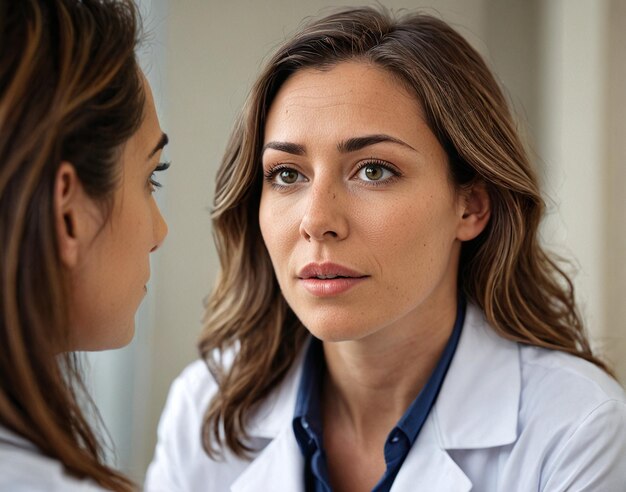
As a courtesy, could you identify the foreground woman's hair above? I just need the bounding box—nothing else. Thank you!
[0,0,143,489]
[199,6,612,458]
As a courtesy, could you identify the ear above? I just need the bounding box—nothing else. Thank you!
[54,162,91,268]
[456,181,491,241]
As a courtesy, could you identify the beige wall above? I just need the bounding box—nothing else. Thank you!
[536,0,626,385]
[538,0,608,342]
[606,0,626,383]
[113,0,625,482]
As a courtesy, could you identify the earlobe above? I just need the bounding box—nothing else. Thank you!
[456,181,491,241]
[54,162,81,268]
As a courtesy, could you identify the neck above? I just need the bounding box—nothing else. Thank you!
[322,294,458,437]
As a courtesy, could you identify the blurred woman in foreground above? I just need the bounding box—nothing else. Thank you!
[0,0,168,490]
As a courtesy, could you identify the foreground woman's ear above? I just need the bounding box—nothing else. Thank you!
[456,181,491,241]
[54,162,97,268]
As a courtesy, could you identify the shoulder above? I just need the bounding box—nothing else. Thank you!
[0,428,105,492]
[156,345,308,434]
[166,359,218,416]
[445,309,626,489]
[145,348,308,491]
[462,305,625,417]
[150,359,217,456]
[517,343,626,426]
[518,344,625,422]
[515,346,626,488]
[145,359,251,491]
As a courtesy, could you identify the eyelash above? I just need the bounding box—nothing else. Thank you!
[263,160,401,188]
[263,164,298,186]
[354,159,401,185]
[150,161,171,189]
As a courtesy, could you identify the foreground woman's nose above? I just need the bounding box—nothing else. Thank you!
[151,203,168,252]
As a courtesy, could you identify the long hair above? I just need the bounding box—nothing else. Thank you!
[0,0,144,489]
[199,6,611,459]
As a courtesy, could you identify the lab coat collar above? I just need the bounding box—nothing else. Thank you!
[233,417,472,492]
[232,344,307,492]
[388,305,521,491]
[233,304,521,491]
[231,425,305,492]
[390,416,472,491]
[433,303,520,449]
[244,338,308,440]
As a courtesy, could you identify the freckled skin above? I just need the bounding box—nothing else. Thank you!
[259,61,468,345]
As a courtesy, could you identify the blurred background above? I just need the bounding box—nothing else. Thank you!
[83,0,626,483]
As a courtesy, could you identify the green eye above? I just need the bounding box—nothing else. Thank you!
[279,169,299,184]
[356,160,397,184]
[364,165,384,181]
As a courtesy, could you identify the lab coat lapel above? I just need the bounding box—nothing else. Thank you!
[231,341,308,492]
[390,417,472,492]
[230,426,305,492]
[434,304,520,449]
[391,305,520,491]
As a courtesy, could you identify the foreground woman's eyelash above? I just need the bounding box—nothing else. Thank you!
[150,161,171,188]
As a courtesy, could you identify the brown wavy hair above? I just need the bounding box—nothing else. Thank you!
[0,0,144,489]
[199,6,612,459]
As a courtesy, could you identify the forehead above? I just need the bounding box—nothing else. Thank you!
[265,61,425,141]
[124,77,161,158]
[138,78,161,144]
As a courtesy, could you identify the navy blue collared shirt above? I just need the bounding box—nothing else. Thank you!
[292,297,466,492]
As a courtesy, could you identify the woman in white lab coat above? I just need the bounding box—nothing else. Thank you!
[0,1,169,490]
[147,7,625,492]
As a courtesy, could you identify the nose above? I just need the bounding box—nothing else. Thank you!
[299,184,349,242]
[150,200,168,252]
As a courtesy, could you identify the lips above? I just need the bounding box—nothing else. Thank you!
[297,262,367,297]
[298,262,366,279]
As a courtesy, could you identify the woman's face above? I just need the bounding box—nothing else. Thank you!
[259,61,470,342]
[68,77,168,350]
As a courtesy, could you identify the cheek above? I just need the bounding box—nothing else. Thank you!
[258,194,271,240]
[124,199,153,244]
[258,196,276,260]
[259,194,299,261]
[367,197,459,276]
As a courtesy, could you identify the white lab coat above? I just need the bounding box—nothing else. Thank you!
[0,426,106,491]
[145,305,626,491]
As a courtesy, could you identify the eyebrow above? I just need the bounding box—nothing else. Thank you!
[148,132,169,159]
[337,134,416,153]
[262,141,306,156]
[262,133,415,157]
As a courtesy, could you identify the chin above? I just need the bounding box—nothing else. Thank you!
[110,322,136,349]
[301,316,378,343]
[79,321,136,352]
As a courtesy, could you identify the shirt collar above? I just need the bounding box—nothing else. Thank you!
[293,336,324,433]
[395,296,465,444]
[292,337,325,457]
